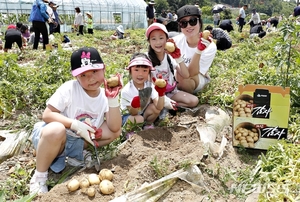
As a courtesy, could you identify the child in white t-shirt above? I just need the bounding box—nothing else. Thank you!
[145,23,199,113]
[120,53,166,138]
[29,47,122,194]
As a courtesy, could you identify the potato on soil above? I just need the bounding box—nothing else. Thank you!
[165,42,175,52]
[67,179,80,192]
[79,177,90,189]
[99,169,114,181]
[99,179,115,195]
[107,76,119,88]
[202,30,210,40]
[88,173,100,185]
[155,79,166,88]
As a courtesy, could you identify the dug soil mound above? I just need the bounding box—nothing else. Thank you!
[33,105,255,202]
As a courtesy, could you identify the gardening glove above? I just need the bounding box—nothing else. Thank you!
[164,96,178,110]
[70,120,95,145]
[131,96,141,109]
[196,32,212,54]
[104,73,122,108]
[152,75,167,97]
[90,126,102,148]
[166,39,184,64]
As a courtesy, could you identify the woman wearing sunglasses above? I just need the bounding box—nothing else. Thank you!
[171,5,217,94]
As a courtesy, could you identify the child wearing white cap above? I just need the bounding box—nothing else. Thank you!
[120,53,166,138]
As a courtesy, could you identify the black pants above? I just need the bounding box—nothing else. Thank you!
[87,28,93,34]
[238,17,245,32]
[32,21,48,49]
[53,24,60,34]
[217,38,232,50]
[77,25,84,35]
[258,31,266,38]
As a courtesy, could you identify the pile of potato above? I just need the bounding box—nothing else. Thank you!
[233,95,253,117]
[233,123,260,148]
[67,168,115,197]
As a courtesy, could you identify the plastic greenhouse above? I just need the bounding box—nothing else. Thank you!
[0,0,148,32]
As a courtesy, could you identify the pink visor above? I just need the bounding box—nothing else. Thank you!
[126,57,155,71]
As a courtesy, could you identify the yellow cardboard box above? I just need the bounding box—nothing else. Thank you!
[232,85,290,150]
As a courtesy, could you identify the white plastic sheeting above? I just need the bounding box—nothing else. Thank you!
[0,0,148,30]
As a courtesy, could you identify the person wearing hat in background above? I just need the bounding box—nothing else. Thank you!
[172,5,217,94]
[29,47,122,194]
[3,24,23,53]
[120,53,166,138]
[85,12,93,34]
[204,25,232,51]
[237,4,248,32]
[110,25,125,40]
[247,9,261,29]
[29,0,53,50]
[146,0,156,27]
[51,2,63,33]
[74,7,84,35]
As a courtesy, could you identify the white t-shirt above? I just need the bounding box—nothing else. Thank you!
[120,80,158,113]
[74,13,84,25]
[151,53,177,85]
[47,80,108,128]
[173,33,217,75]
[47,6,55,19]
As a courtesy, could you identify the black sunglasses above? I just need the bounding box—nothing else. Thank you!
[179,17,199,28]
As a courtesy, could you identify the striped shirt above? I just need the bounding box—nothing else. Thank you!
[211,28,232,43]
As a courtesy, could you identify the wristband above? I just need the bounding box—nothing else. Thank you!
[175,57,184,64]
[108,96,119,107]
[195,49,202,55]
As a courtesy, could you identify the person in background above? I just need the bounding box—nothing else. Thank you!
[219,19,234,32]
[110,25,124,40]
[237,4,248,32]
[74,7,84,35]
[20,25,30,41]
[52,2,63,33]
[173,5,217,94]
[195,3,202,15]
[3,24,23,53]
[29,47,122,194]
[167,10,173,21]
[213,13,220,28]
[248,9,261,29]
[146,0,156,27]
[29,0,52,50]
[205,25,232,51]
[293,3,300,17]
[120,53,166,138]
[146,23,198,118]
[47,1,56,34]
[161,10,167,18]
[269,17,279,30]
[249,24,266,38]
[85,12,93,34]
[16,22,23,31]
[172,11,178,21]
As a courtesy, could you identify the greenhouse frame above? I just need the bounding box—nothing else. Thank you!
[0,0,148,32]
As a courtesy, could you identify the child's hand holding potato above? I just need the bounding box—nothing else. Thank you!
[104,73,123,107]
[152,74,167,97]
[165,39,184,64]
